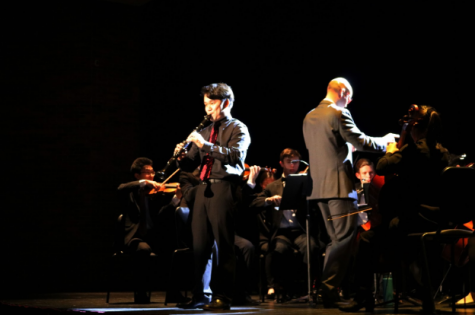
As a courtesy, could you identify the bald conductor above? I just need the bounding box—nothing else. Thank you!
[303,78,397,308]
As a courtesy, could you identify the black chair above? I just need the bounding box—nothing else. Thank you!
[106,214,155,303]
[258,250,268,303]
[164,207,194,305]
[409,166,475,313]
[164,247,194,305]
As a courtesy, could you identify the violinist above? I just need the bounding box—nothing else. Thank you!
[174,83,250,311]
[117,157,182,303]
[339,158,387,312]
[303,77,398,308]
[238,165,277,245]
[376,105,451,313]
[250,148,318,301]
[234,165,276,304]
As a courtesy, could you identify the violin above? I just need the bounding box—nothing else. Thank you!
[242,163,277,181]
[149,168,180,195]
[149,182,180,194]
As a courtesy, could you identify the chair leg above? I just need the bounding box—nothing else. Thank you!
[421,235,436,313]
[451,242,456,313]
[165,248,193,305]
[259,254,266,303]
[433,263,451,299]
[106,255,113,303]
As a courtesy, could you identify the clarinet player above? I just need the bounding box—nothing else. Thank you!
[174,83,250,311]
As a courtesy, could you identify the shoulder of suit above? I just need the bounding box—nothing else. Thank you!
[315,100,344,113]
[266,178,283,189]
[228,117,247,127]
[226,118,249,134]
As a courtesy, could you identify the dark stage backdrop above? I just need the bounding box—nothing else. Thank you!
[3,0,474,296]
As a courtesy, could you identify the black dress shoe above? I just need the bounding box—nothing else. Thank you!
[177,296,211,309]
[266,293,275,300]
[320,289,341,308]
[134,291,150,304]
[233,295,260,306]
[339,298,374,312]
[203,298,231,311]
[167,290,191,304]
[323,300,341,309]
[322,296,341,308]
[339,290,374,312]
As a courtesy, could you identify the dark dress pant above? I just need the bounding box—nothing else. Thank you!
[317,198,358,298]
[192,180,236,303]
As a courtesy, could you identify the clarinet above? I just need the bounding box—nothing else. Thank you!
[158,115,211,179]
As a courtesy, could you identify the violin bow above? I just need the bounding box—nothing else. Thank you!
[327,207,373,221]
[160,168,180,186]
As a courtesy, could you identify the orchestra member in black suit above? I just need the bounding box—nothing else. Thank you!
[339,158,385,312]
[117,157,181,303]
[376,105,451,313]
[251,148,318,300]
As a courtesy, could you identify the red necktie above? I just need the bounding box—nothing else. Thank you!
[200,123,218,181]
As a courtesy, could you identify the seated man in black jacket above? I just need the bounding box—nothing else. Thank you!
[117,157,181,303]
[251,148,318,300]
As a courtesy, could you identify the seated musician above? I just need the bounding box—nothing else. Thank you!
[250,148,318,300]
[339,158,388,312]
[354,158,383,238]
[117,157,182,303]
[235,165,277,302]
[375,105,451,312]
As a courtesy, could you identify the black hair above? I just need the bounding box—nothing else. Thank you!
[414,105,443,146]
[201,83,235,103]
[130,157,153,175]
[279,148,301,162]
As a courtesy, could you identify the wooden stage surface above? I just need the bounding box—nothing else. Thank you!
[1,291,474,315]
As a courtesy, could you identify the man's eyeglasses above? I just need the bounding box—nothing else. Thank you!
[141,171,156,176]
[284,160,300,165]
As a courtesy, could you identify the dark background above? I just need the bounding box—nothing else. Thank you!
[3,0,474,296]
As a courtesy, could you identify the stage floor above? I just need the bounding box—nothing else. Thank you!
[1,291,474,314]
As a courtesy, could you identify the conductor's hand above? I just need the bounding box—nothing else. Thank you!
[247,165,261,186]
[186,131,206,149]
[386,142,399,154]
[266,195,282,206]
[382,133,400,144]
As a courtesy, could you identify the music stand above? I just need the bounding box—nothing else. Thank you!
[279,173,308,210]
[279,173,314,304]
[357,182,371,208]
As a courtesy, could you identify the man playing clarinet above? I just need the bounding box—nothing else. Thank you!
[174,83,251,311]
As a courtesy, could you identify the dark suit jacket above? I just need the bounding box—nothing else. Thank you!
[303,100,388,200]
[251,178,307,246]
[117,181,171,247]
[376,138,450,222]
